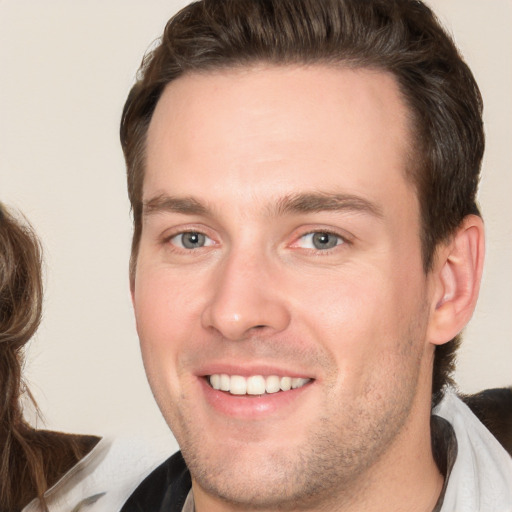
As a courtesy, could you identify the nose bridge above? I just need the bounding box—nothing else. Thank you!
[201,242,290,340]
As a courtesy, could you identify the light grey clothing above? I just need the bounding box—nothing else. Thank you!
[22,436,173,512]
[434,389,512,511]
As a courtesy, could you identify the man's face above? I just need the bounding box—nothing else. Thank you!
[133,65,438,509]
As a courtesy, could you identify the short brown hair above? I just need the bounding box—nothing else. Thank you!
[120,0,484,405]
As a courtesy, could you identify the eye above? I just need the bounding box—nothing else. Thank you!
[169,231,214,249]
[297,232,344,250]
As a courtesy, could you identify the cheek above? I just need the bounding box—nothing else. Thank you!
[134,266,204,338]
[291,264,426,379]
[292,265,400,337]
[132,269,203,390]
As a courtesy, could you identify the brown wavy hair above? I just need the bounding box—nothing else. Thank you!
[0,204,98,512]
[120,0,484,405]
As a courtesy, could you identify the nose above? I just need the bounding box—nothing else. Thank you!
[201,249,291,341]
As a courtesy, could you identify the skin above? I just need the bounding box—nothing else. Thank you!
[132,65,475,511]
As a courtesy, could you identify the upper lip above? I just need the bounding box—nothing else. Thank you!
[195,362,315,380]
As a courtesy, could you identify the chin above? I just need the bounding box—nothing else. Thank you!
[187,447,331,510]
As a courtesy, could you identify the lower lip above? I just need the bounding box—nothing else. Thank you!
[199,378,313,419]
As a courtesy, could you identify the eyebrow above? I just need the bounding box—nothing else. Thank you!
[142,192,383,219]
[272,192,383,218]
[143,195,209,217]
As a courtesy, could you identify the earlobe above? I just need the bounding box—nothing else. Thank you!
[428,215,485,345]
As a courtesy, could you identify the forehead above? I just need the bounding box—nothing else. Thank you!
[145,65,415,212]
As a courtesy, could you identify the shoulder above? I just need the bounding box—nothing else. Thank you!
[460,387,512,456]
[434,388,512,511]
[23,436,174,512]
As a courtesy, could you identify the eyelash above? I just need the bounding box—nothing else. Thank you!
[162,227,350,255]
[292,229,349,254]
[163,229,216,251]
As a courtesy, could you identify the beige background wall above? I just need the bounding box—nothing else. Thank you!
[0,0,510,440]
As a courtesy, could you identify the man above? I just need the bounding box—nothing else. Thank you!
[119,0,512,511]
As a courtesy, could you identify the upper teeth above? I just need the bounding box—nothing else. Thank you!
[208,374,311,395]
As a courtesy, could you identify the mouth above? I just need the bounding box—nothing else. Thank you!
[207,374,312,396]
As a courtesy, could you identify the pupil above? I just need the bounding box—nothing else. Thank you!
[313,232,337,250]
[183,232,204,249]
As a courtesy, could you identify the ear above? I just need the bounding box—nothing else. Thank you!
[427,215,485,345]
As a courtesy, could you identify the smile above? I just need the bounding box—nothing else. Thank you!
[208,374,311,395]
